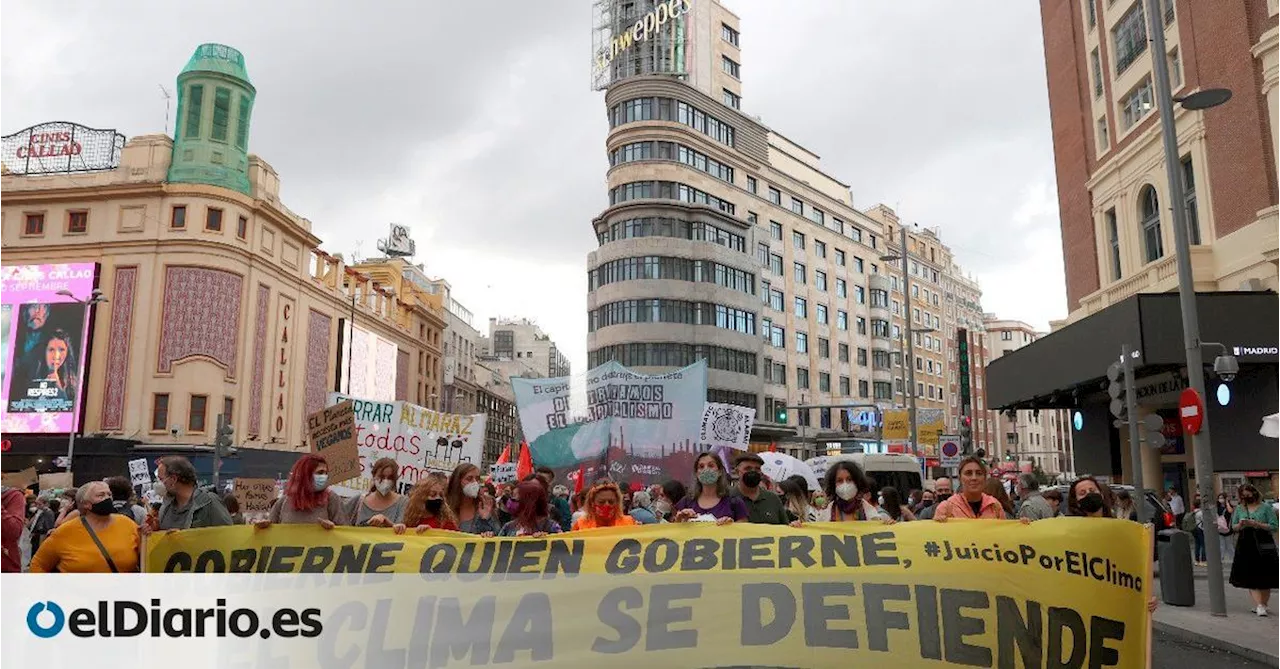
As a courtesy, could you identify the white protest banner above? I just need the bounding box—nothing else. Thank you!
[490,463,517,484]
[128,458,151,488]
[698,402,755,450]
[327,393,486,496]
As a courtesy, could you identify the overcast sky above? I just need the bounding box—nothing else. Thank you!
[2,0,1067,373]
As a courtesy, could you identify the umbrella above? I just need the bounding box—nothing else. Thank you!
[760,452,820,493]
[1262,413,1279,439]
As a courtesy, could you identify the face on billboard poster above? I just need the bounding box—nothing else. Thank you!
[0,264,97,433]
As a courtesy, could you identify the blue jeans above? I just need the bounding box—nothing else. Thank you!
[1193,528,1206,562]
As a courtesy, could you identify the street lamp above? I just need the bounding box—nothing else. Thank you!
[880,227,929,455]
[54,288,108,476]
[1145,0,1233,617]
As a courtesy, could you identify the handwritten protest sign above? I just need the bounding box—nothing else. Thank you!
[489,463,517,484]
[1,467,37,489]
[128,458,151,488]
[307,400,361,484]
[232,478,277,516]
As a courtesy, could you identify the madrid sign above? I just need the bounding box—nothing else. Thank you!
[2,121,125,175]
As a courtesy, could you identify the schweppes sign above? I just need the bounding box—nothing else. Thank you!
[594,0,691,75]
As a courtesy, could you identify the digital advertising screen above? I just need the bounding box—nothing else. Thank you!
[1,263,98,433]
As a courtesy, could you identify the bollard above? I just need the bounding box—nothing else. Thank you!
[1158,529,1195,606]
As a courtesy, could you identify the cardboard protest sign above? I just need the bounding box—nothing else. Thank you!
[128,458,151,488]
[38,472,72,491]
[1,467,37,489]
[307,400,361,485]
[232,478,278,516]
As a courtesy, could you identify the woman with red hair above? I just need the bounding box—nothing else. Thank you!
[572,481,637,531]
[497,480,561,537]
[256,454,345,529]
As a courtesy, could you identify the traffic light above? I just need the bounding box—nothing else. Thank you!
[1140,413,1166,448]
[1107,361,1127,422]
[959,415,972,453]
[215,414,236,457]
[775,405,788,424]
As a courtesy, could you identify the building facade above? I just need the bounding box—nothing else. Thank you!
[585,0,993,460]
[474,359,520,467]
[0,44,444,484]
[487,317,570,379]
[985,316,1074,477]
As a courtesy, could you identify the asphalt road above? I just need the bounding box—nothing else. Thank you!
[1151,628,1275,668]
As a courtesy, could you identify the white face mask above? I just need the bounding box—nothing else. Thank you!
[375,480,394,495]
[463,482,482,498]
[654,499,672,516]
[835,482,859,501]
[153,481,168,498]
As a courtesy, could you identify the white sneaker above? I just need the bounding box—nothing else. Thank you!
[1256,605,1268,617]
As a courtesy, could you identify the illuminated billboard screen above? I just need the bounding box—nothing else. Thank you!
[1,263,98,433]
[338,322,398,402]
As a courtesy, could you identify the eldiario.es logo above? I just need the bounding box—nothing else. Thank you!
[26,599,322,639]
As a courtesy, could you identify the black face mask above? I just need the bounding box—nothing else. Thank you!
[742,470,763,488]
[425,499,444,514]
[89,499,116,517]
[1078,492,1105,514]
[936,492,952,503]
[1240,494,1255,504]
[921,499,934,507]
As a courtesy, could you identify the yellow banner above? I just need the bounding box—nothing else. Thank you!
[883,409,909,440]
[146,521,1152,667]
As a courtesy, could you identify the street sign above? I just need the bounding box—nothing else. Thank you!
[1179,388,1204,435]
[939,434,962,468]
[54,456,70,469]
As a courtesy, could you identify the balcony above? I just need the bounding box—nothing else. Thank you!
[1076,247,1215,317]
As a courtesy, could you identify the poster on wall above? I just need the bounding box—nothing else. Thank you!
[0,263,98,434]
[338,323,399,402]
[512,360,708,490]
[325,392,486,496]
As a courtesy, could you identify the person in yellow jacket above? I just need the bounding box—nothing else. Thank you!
[571,481,637,531]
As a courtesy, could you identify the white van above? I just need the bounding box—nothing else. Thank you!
[806,453,924,494]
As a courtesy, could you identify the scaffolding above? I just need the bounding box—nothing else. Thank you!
[591,0,689,91]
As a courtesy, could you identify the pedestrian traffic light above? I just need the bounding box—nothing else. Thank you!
[215,414,236,457]
[1107,361,1127,421]
[775,405,788,424]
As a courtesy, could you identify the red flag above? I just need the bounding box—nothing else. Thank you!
[495,444,511,465]
[574,464,586,494]
[516,441,534,481]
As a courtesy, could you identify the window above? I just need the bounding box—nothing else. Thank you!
[206,207,223,231]
[770,221,782,240]
[721,23,740,46]
[837,310,848,330]
[838,344,850,362]
[587,300,756,335]
[874,382,893,400]
[1182,156,1200,245]
[722,89,741,109]
[793,231,806,250]
[814,240,827,258]
[769,288,784,311]
[151,394,170,431]
[1139,185,1163,263]
[609,98,735,146]
[794,262,806,284]
[1120,78,1154,130]
[870,234,877,249]
[815,270,827,292]
[835,249,846,266]
[1169,48,1182,89]
[223,397,235,424]
[770,326,785,348]
[856,317,867,335]
[836,278,847,298]
[769,254,783,276]
[1097,117,1110,152]
[722,56,740,78]
[747,176,757,194]
[748,212,758,225]
[768,187,781,205]
[23,213,44,235]
[797,368,810,390]
[818,337,830,359]
[212,87,232,142]
[816,304,828,325]
[188,395,209,433]
[67,211,88,234]
[809,208,825,226]
[854,285,866,304]
[858,380,870,398]
[237,215,248,240]
[588,344,758,376]
[1113,3,1148,74]
[791,197,804,215]
[1106,208,1122,281]
[597,217,746,252]
[796,332,808,353]
[609,181,736,214]
[819,373,831,392]
[856,347,868,366]
[1091,49,1103,99]
[1086,0,1097,27]
[833,218,844,234]
[850,227,863,243]
[171,205,187,228]
[794,297,808,318]
[757,242,770,266]
[839,376,851,396]
[235,94,251,149]
[183,84,204,139]
[854,257,865,273]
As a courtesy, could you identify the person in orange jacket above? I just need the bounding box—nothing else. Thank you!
[571,481,637,531]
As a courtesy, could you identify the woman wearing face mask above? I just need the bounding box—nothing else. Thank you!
[395,476,459,533]
[1229,484,1278,617]
[810,461,891,523]
[779,477,814,524]
[1065,476,1113,518]
[933,457,1007,521]
[573,481,638,530]
[652,480,686,522]
[673,452,747,525]
[350,457,408,528]
[1216,492,1236,562]
[30,481,139,573]
[498,481,561,537]
[257,454,345,530]
[445,463,499,535]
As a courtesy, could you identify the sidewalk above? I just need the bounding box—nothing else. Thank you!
[1152,562,1279,666]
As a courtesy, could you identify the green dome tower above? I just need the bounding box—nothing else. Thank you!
[167,43,256,195]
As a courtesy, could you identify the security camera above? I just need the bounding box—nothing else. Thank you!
[1213,355,1239,382]
[170,425,180,438]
